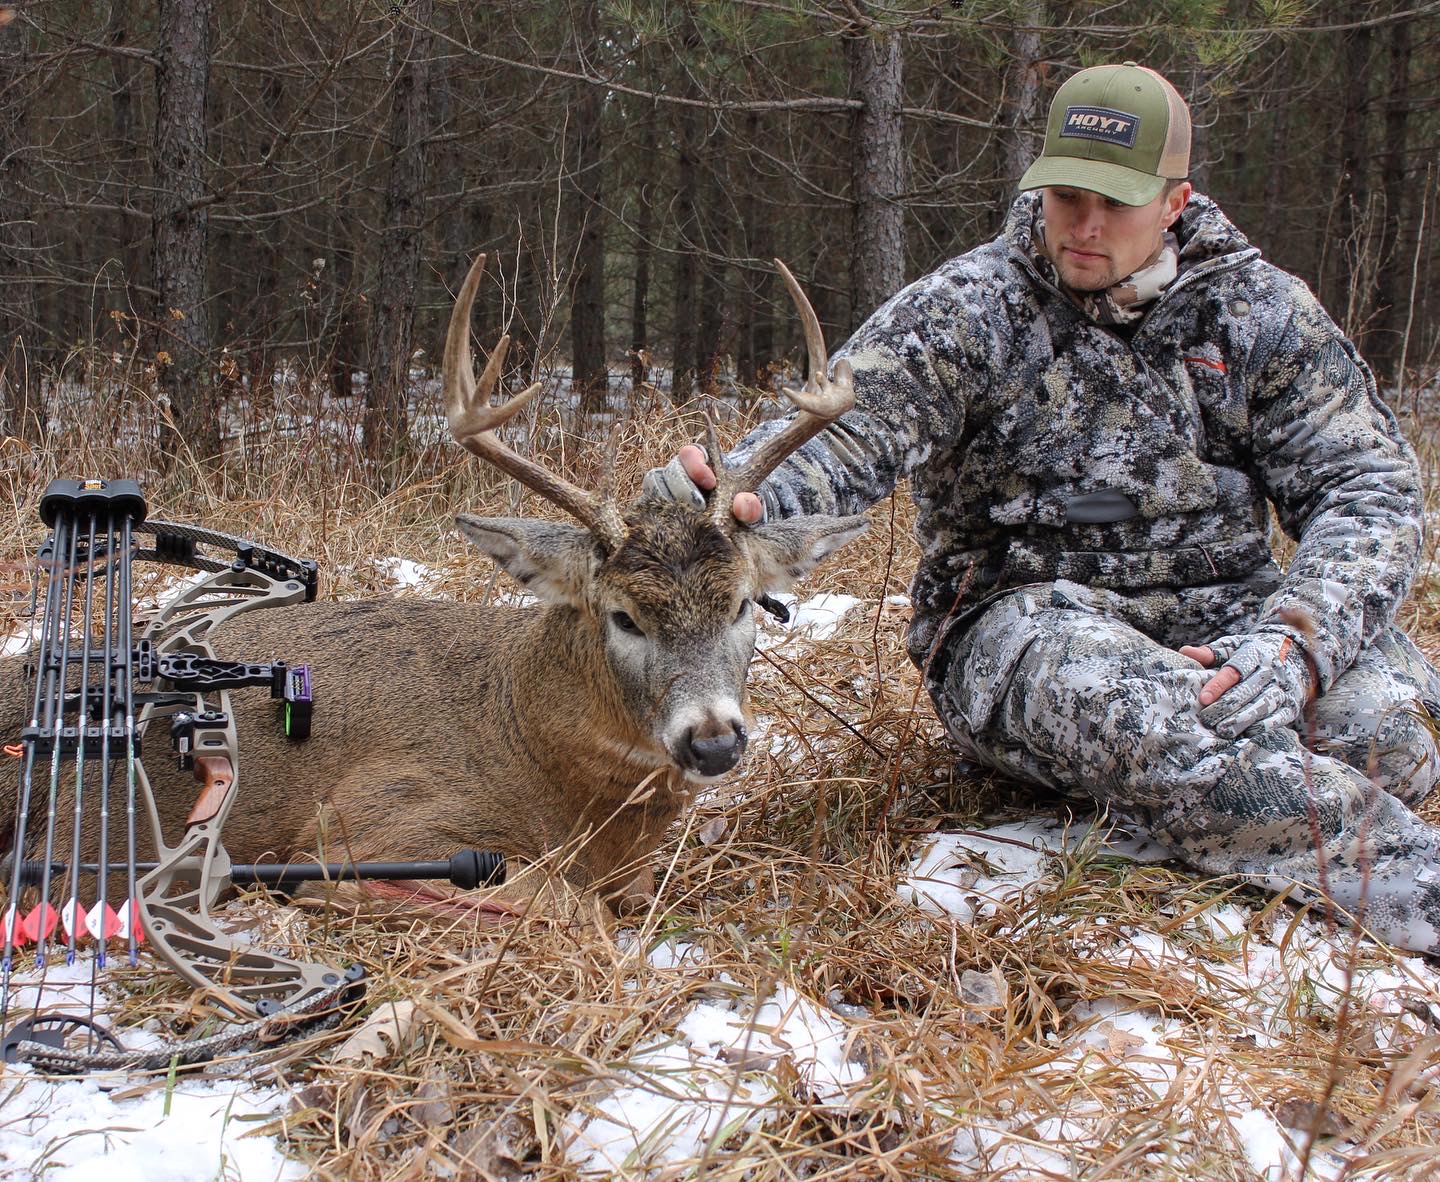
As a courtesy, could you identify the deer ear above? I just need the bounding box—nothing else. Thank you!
[738,514,868,594]
[456,515,601,604]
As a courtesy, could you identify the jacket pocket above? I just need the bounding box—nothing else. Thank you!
[937,585,1052,734]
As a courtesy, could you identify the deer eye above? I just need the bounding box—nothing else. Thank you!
[733,598,752,623]
[611,610,643,636]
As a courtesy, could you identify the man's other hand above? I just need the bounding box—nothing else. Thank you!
[1180,632,1315,738]
[641,444,765,525]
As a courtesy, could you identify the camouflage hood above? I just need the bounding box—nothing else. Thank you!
[737,191,1422,698]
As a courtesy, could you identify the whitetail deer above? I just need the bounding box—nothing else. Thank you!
[0,256,866,912]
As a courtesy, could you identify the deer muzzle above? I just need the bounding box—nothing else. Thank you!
[680,719,749,778]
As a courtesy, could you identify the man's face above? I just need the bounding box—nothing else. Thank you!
[1040,182,1192,291]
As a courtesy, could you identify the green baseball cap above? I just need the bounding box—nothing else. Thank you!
[1019,62,1191,206]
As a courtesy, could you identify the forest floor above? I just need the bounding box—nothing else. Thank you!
[1,369,1438,1180]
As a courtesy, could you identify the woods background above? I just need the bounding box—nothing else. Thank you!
[1,0,1437,467]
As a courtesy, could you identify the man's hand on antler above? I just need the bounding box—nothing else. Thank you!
[1180,630,1317,739]
[642,446,766,525]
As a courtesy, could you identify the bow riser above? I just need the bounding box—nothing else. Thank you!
[134,562,348,1018]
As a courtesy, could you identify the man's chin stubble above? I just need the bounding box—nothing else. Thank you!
[1060,269,1114,292]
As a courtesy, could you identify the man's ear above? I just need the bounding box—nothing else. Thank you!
[1163,180,1192,228]
[455,514,600,605]
[737,514,868,594]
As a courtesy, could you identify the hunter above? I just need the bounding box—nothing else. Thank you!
[649,62,1440,955]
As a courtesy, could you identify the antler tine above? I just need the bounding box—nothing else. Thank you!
[700,397,724,473]
[710,259,855,527]
[444,253,625,548]
[597,422,623,507]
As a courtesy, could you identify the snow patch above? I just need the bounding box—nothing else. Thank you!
[563,984,867,1174]
[0,958,301,1181]
[756,592,861,649]
[375,555,438,592]
[899,816,1167,923]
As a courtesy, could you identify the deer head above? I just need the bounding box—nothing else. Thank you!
[443,255,866,780]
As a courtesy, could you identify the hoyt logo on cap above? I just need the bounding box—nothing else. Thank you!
[1018,62,1191,206]
[1061,106,1139,149]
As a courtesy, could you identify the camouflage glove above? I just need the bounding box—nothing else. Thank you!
[1198,630,1315,739]
[641,455,706,508]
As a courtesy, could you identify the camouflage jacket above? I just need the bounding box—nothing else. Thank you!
[735,192,1423,692]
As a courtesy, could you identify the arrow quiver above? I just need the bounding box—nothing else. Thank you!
[0,478,362,1072]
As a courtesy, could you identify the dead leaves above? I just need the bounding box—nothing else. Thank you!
[334,999,419,1064]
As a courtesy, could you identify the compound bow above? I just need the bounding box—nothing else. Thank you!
[1,478,502,1073]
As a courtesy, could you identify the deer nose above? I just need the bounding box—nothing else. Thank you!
[684,722,748,777]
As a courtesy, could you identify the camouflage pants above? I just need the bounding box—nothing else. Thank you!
[933,579,1440,954]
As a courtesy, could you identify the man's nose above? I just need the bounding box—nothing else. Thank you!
[1074,202,1105,237]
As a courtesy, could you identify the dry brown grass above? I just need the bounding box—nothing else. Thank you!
[3,370,1439,1180]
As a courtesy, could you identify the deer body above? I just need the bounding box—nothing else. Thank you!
[0,255,865,912]
[191,599,691,888]
[142,590,700,898]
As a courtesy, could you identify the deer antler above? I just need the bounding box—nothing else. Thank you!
[444,254,627,550]
[710,260,855,529]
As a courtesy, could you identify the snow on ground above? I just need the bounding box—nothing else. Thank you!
[0,959,300,1182]
[756,592,861,649]
[372,555,439,593]
[560,816,1440,1178]
[561,982,867,1175]
[900,816,1171,923]
[948,991,1359,1180]
[911,818,1440,1179]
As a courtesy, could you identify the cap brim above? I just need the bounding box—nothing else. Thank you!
[1018,157,1166,206]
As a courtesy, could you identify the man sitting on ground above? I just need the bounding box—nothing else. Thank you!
[649,62,1440,954]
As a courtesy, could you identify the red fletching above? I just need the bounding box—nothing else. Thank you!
[60,899,89,942]
[116,899,143,944]
[21,903,59,943]
[86,902,123,941]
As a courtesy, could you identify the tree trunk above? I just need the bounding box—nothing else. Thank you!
[564,0,607,413]
[996,1,1043,222]
[329,239,362,403]
[251,19,288,402]
[1261,62,1288,239]
[0,6,36,440]
[735,110,774,389]
[696,125,729,396]
[107,0,135,154]
[153,0,217,460]
[1186,64,1212,195]
[629,105,657,395]
[1369,13,1413,383]
[106,0,143,325]
[365,0,434,470]
[430,34,494,346]
[1330,17,1373,337]
[503,230,543,391]
[669,10,701,403]
[845,19,905,330]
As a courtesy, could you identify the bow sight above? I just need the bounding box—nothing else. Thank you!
[0,478,505,1073]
